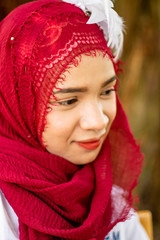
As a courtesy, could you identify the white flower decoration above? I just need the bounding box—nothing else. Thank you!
[63,0,124,61]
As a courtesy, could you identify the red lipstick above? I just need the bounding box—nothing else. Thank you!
[76,139,101,150]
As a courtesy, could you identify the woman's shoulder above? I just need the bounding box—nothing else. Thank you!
[106,210,149,240]
[0,189,149,240]
[0,189,19,240]
[106,185,149,240]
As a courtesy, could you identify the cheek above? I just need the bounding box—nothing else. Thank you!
[42,111,75,144]
[110,98,117,122]
[104,96,117,124]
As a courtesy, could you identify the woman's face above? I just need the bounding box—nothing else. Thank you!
[42,53,117,165]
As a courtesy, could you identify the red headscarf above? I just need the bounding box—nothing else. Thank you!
[0,0,143,239]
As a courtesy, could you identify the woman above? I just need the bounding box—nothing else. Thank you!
[0,0,149,239]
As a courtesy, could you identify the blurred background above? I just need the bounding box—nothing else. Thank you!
[115,1,160,239]
[0,0,159,239]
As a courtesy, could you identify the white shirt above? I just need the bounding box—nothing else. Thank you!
[105,213,149,240]
[0,190,149,240]
[0,190,19,240]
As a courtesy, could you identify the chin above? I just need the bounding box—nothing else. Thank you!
[66,152,100,165]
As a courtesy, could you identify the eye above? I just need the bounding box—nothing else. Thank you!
[56,98,78,106]
[101,88,116,96]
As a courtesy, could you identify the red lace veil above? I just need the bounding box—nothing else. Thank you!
[0,0,143,239]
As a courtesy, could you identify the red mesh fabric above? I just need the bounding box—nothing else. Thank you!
[0,0,143,239]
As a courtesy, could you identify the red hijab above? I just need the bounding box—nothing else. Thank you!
[0,0,143,239]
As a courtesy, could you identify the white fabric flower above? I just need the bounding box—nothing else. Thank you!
[63,0,124,61]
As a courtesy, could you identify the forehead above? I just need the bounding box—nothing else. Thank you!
[55,53,115,88]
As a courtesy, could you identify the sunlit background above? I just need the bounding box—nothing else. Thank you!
[0,0,159,239]
[115,1,160,239]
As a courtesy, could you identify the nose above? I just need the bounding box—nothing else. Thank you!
[80,102,109,131]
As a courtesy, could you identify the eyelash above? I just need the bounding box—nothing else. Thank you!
[56,98,78,106]
[101,88,116,96]
[51,88,116,107]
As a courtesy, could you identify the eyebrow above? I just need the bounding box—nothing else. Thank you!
[101,75,117,88]
[53,75,117,95]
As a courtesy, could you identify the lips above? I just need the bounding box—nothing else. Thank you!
[76,139,101,150]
